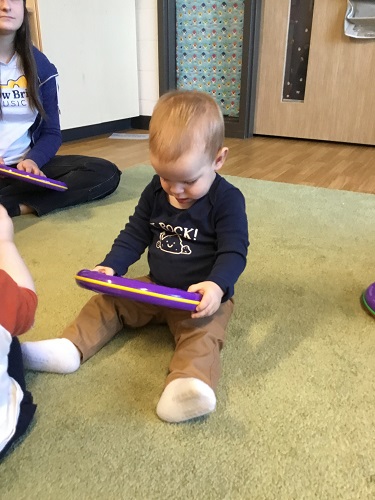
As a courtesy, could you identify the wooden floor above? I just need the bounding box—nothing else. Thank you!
[59,132,375,194]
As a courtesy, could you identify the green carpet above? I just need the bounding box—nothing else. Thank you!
[2,165,375,500]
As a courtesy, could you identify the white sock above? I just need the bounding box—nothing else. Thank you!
[156,377,216,423]
[21,338,81,374]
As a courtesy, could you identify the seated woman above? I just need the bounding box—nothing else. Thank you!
[0,0,121,217]
[0,205,38,460]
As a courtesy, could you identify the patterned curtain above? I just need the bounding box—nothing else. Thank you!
[176,1,245,118]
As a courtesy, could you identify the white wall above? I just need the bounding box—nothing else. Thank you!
[37,0,139,130]
[135,0,159,116]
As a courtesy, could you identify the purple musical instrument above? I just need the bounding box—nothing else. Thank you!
[0,164,68,192]
[361,282,375,318]
[75,269,202,311]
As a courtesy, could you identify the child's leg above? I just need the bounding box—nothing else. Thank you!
[156,299,234,423]
[22,293,161,373]
[63,294,129,363]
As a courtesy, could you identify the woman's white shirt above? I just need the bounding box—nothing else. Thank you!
[0,53,37,165]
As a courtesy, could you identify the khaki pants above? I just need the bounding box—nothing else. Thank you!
[62,277,234,390]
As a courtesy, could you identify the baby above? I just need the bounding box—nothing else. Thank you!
[22,90,249,423]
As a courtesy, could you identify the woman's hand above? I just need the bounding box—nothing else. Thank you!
[93,266,115,276]
[188,281,224,319]
[16,159,46,177]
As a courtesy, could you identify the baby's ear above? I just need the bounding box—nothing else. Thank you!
[214,147,229,171]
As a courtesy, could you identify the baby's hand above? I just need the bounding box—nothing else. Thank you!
[16,159,46,177]
[93,265,115,276]
[188,281,224,319]
[0,205,14,243]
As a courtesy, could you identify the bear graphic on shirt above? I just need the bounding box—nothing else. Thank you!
[156,232,192,255]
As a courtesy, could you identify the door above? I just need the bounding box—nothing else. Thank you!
[254,0,375,145]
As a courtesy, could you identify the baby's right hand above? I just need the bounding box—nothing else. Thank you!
[93,265,115,276]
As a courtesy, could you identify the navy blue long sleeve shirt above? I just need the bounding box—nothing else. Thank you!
[100,174,249,302]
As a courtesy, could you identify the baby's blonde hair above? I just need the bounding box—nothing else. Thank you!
[149,90,224,164]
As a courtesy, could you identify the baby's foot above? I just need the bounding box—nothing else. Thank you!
[21,338,81,373]
[156,377,216,423]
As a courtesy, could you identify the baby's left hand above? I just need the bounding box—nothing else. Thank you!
[188,281,224,318]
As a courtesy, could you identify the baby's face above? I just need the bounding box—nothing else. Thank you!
[151,147,219,209]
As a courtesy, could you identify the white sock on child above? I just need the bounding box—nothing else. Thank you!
[156,377,216,423]
[21,338,81,374]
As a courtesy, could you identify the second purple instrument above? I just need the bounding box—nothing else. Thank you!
[0,165,68,192]
[361,282,375,318]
